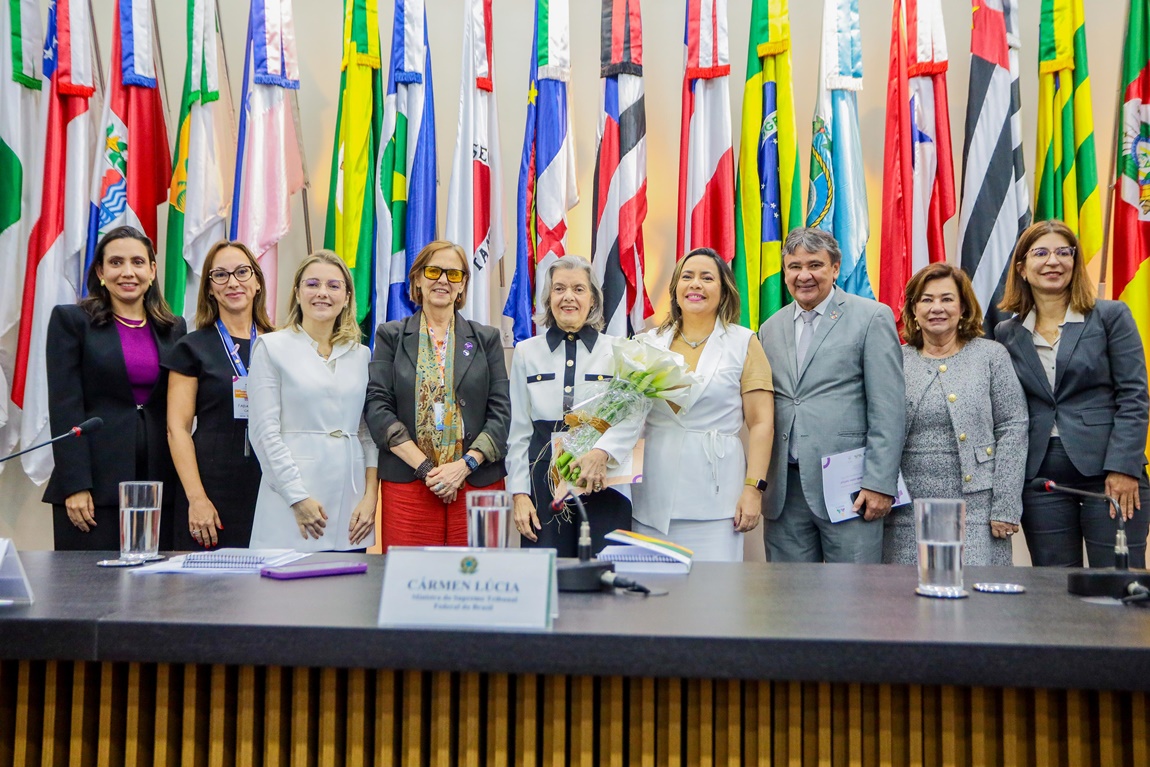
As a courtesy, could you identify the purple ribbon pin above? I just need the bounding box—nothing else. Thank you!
[463,342,474,357]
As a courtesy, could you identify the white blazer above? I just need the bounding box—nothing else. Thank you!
[631,320,752,534]
[247,329,378,551]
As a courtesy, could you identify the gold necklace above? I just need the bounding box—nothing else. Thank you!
[113,314,147,329]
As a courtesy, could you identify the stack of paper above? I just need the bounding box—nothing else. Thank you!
[596,530,693,574]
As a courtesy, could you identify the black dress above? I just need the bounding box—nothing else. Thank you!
[164,327,262,549]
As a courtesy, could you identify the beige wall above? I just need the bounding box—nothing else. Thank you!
[0,0,1124,557]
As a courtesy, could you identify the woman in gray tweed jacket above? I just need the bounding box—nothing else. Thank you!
[883,264,1028,566]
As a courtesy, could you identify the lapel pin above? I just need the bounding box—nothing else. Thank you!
[829,310,840,320]
[463,342,473,357]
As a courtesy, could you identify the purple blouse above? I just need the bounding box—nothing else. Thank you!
[115,322,160,406]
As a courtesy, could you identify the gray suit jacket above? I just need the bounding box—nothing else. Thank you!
[757,288,906,521]
[994,300,1149,480]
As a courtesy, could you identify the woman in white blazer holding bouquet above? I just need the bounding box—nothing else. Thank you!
[631,248,775,561]
[247,252,378,551]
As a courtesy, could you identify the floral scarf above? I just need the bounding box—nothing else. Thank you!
[415,313,464,466]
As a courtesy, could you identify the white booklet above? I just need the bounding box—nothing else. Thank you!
[596,529,693,574]
[821,447,910,523]
[133,548,306,574]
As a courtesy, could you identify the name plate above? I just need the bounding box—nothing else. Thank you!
[379,547,556,630]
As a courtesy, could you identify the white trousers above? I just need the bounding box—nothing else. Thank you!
[632,518,744,562]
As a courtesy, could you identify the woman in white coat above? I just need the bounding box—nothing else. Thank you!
[631,248,775,561]
[247,252,378,551]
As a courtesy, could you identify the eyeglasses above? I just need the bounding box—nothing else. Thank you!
[301,278,346,292]
[208,265,255,285]
[423,265,465,283]
[1026,246,1077,260]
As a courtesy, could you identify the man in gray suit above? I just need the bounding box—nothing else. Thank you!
[758,228,905,563]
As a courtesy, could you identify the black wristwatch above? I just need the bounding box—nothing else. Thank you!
[463,454,480,472]
[745,477,768,493]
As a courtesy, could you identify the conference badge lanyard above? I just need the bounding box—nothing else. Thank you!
[216,320,257,455]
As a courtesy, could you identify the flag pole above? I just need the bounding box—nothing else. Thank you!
[289,90,314,253]
[87,0,105,92]
[149,0,174,128]
[214,0,239,239]
[1096,0,1133,298]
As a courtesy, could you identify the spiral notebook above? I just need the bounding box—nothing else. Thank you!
[596,530,693,574]
[183,549,300,570]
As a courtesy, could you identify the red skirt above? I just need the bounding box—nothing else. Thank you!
[379,479,505,552]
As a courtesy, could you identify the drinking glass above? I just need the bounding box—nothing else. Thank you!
[467,490,511,548]
[914,498,968,598]
[119,481,162,562]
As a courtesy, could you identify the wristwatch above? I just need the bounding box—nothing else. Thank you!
[745,477,768,493]
[463,454,480,473]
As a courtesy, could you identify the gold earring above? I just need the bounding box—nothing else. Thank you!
[100,279,105,287]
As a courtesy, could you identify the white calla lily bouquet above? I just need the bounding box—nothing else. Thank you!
[550,335,701,488]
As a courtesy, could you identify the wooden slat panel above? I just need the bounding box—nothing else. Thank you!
[907,685,923,767]
[658,678,682,767]
[207,665,235,767]
[374,670,398,767]
[1132,693,1148,767]
[631,677,656,767]
[570,676,594,767]
[346,668,368,767]
[402,670,424,767]
[940,686,958,767]
[879,684,894,767]
[95,664,126,766]
[67,662,98,767]
[318,667,340,767]
[599,677,625,767]
[814,682,831,767]
[542,675,567,767]
[263,667,286,767]
[1097,691,1121,767]
[1001,687,1026,767]
[785,681,801,767]
[514,674,538,767]
[713,679,739,767]
[846,684,862,767]
[487,673,510,767]
[236,666,259,767]
[11,661,42,767]
[459,672,482,767]
[1066,690,1091,767]
[181,664,211,767]
[431,671,452,767]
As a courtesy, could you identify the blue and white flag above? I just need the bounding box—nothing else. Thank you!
[376,0,438,323]
[806,0,872,298]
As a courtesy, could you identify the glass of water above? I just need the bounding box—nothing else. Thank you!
[914,498,968,598]
[466,490,511,548]
[119,481,163,562]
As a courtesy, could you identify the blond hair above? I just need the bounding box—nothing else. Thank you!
[284,251,362,347]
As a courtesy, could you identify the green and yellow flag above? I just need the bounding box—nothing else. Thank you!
[1035,0,1102,262]
[325,0,384,326]
[733,0,801,329]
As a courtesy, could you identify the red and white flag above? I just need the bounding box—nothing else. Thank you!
[676,0,735,262]
[446,0,505,326]
[592,0,651,335]
[11,0,101,483]
[880,0,955,321]
[86,0,171,265]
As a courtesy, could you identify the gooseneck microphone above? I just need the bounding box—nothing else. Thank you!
[0,417,104,464]
[1031,477,1150,602]
[552,488,617,592]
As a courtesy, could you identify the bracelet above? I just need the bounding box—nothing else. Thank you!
[414,459,435,480]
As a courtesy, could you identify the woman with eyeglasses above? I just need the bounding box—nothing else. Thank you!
[247,252,379,551]
[165,242,274,549]
[996,219,1150,567]
[365,240,510,550]
[43,226,186,551]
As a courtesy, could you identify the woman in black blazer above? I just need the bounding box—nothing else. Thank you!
[44,226,187,551]
[365,240,510,551]
[995,219,1150,567]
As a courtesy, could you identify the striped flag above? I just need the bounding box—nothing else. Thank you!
[375,0,438,324]
[230,0,304,321]
[12,0,99,483]
[957,0,1030,335]
[806,0,873,301]
[86,0,171,278]
[733,0,800,329]
[1035,0,1102,262]
[165,0,235,321]
[326,0,384,327]
[503,0,578,343]
[0,0,43,465]
[1112,0,1150,421]
[446,0,504,326]
[879,0,955,322]
[676,0,735,263]
[591,0,651,337]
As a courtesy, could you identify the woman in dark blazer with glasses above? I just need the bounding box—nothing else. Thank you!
[365,240,511,551]
[995,219,1150,568]
[44,226,186,551]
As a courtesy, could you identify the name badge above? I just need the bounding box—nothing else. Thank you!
[379,547,556,630]
[232,376,250,420]
[434,402,446,431]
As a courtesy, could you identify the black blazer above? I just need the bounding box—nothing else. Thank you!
[365,311,510,486]
[995,299,1149,480]
[43,304,187,506]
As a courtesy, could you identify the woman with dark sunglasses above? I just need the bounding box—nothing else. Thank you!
[165,241,274,549]
[365,240,510,550]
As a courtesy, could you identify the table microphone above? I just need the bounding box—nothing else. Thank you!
[551,489,616,592]
[1030,477,1150,601]
[0,417,104,464]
